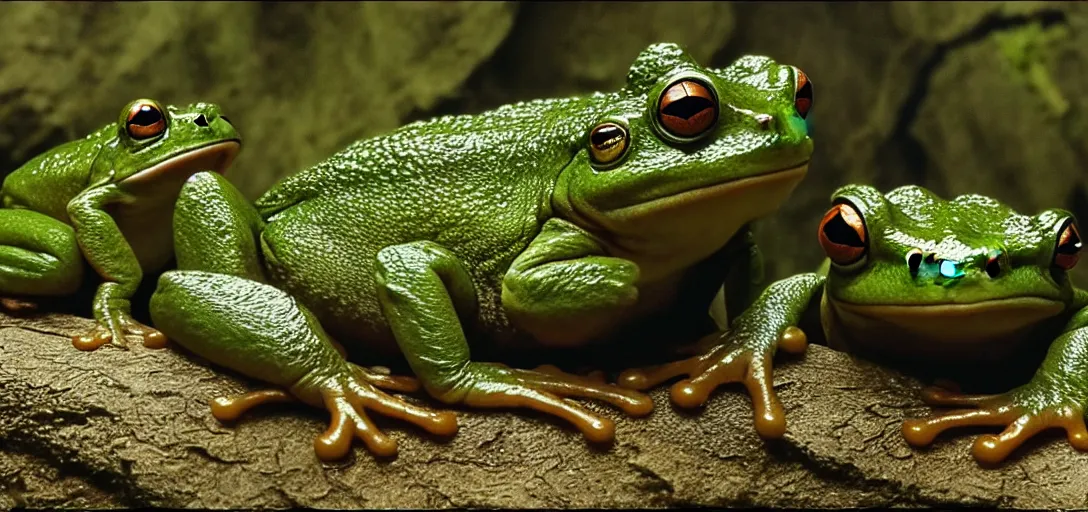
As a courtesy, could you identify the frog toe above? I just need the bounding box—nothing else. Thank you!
[903,387,1088,464]
[316,393,398,460]
[510,366,653,417]
[72,323,124,351]
[345,378,459,438]
[210,389,296,422]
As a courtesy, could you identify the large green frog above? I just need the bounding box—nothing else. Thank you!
[621,183,1088,465]
[146,43,814,460]
[0,99,240,350]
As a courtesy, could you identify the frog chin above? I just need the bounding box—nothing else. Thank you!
[829,296,1066,344]
[599,163,808,277]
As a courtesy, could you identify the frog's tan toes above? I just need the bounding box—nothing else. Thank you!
[0,297,38,315]
[313,382,459,461]
[616,327,805,439]
[464,384,618,444]
[210,389,296,421]
[902,388,1088,465]
[509,367,653,417]
[72,316,168,351]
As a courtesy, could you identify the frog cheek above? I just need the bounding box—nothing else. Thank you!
[819,202,867,267]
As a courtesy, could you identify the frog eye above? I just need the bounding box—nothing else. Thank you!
[657,79,718,139]
[1054,221,1082,270]
[818,203,867,266]
[126,101,166,140]
[588,122,630,166]
[793,67,812,119]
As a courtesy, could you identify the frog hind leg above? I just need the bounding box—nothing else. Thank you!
[149,271,457,460]
[153,173,444,460]
[375,241,653,445]
[0,208,84,312]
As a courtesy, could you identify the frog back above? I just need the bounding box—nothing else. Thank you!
[255,97,607,347]
[1,127,110,221]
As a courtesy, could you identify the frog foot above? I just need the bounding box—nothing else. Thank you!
[902,384,1088,465]
[617,326,808,439]
[211,371,458,461]
[450,362,654,444]
[72,312,167,351]
[0,297,39,315]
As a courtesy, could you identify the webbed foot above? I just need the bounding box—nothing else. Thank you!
[443,362,653,444]
[902,383,1088,465]
[72,310,167,351]
[212,366,457,461]
[618,326,808,438]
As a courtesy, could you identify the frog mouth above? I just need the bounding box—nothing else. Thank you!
[830,297,1065,343]
[121,140,241,187]
[607,162,809,220]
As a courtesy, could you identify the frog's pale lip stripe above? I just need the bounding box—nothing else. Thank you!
[833,296,1064,320]
[608,162,810,217]
[121,139,242,186]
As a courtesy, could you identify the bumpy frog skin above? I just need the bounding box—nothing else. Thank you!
[146,43,814,461]
[622,183,1088,466]
[0,99,240,350]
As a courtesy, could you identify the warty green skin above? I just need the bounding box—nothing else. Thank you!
[148,43,814,458]
[703,184,1088,465]
[0,100,240,348]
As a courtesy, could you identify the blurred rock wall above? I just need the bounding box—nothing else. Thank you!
[1,1,1085,281]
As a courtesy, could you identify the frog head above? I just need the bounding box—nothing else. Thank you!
[820,184,1082,351]
[554,43,813,278]
[88,99,241,197]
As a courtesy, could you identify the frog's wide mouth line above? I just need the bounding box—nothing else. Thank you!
[607,162,810,219]
[831,296,1064,338]
[121,140,242,186]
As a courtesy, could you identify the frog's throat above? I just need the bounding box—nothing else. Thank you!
[121,140,241,187]
[827,296,1065,344]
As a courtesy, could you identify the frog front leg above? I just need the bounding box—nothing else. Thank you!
[66,184,164,351]
[376,234,653,444]
[619,273,823,438]
[903,296,1088,465]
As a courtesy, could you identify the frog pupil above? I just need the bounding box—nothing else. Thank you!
[985,256,1001,278]
[129,106,162,127]
[661,96,715,120]
[822,212,864,247]
[591,125,624,149]
[795,82,813,119]
[1058,225,1082,254]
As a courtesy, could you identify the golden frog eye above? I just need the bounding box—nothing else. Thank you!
[657,79,718,139]
[588,122,630,166]
[1055,221,1082,270]
[818,203,867,266]
[126,101,166,139]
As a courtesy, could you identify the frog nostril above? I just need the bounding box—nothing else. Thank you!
[194,114,209,127]
[755,114,774,130]
[906,248,923,277]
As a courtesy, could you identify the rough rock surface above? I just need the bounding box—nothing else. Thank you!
[2,313,1086,509]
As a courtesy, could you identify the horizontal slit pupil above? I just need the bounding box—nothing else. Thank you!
[129,110,161,127]
[662,96,714,120]
[823,213,863,247]
[591,127,623,146]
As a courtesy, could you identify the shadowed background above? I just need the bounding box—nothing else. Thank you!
[2,1,1085,283]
